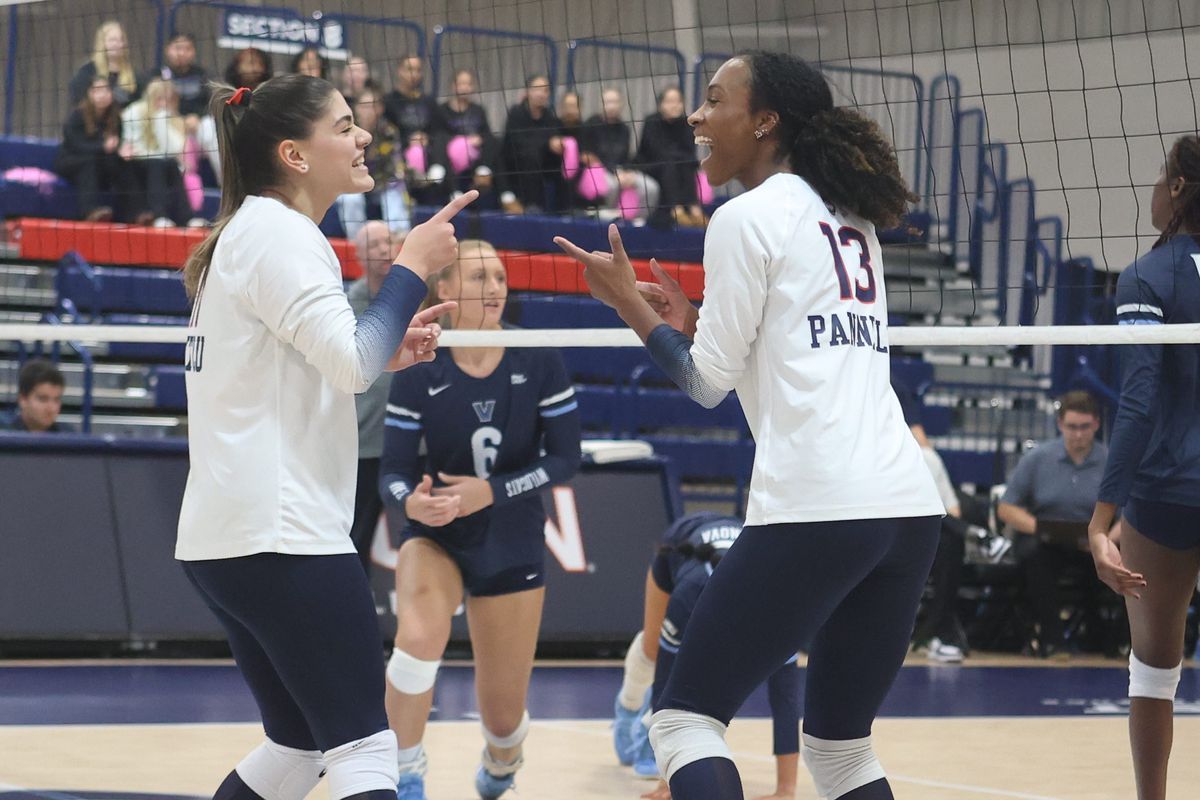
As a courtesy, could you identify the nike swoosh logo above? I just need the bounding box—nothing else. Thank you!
[525,573,538,580]
[428,384,451,396]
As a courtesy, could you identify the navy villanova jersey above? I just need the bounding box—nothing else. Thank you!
[379,346,581,573]
[1100,234,1200,507]
[651,512,743,597]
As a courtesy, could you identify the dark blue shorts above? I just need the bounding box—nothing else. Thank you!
[182,553,388,752]
[656,515,940,741]
[401,527,546,596]
[1125,497,1200,550]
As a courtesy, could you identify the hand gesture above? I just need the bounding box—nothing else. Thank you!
[1089,527,1144,598]
[637,259,698,336]
[641,781,671,800]
[395,190,479,278]
[386,302,458,372]
[404,475,460,527]
[432,471,495,517]
[554,224,638,310]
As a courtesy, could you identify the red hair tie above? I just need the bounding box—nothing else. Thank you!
[226,87,252,107]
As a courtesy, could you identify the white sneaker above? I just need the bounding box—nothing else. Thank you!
[981,535,1012,563]
[926,637,964,663]
[152,216,177,228]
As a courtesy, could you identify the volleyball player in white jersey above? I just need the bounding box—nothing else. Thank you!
[557,51,944,799]
[175,74,476,800]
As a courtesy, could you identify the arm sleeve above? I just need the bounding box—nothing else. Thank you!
[487,350,582,506]
[688,202,772,392]
[242,226,427,395]
[1000,448,1037,509]
[378,371,426,510]
[1099,266,1166,505]
[645,325,729,409]
[766,659,802,756]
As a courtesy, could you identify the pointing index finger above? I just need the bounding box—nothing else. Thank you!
[428,189,479,224]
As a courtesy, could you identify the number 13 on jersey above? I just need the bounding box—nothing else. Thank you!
[819,222,877,304]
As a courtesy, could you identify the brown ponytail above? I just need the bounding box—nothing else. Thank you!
[182,74,339,297]
[740,50,917,230]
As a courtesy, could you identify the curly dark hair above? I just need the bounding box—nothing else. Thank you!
[1154,134,1200,248]
[739,50,917,230]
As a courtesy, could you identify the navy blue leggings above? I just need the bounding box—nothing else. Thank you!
[657,517,939,741]
[183,553,389,752]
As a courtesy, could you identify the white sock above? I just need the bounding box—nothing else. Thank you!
[397,743,426,777]
[619,631,655,711]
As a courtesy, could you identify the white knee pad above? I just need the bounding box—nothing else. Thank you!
[801,733,885,799]
[234,739,325,800]
[387,647,441,695]
[483,709,530,750]
[1129,652,1182,700]
[323,729,399,799]
[648,709,730,781]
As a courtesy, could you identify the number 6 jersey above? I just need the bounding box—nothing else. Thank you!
[379,345,582,543]
[689,172,944,525]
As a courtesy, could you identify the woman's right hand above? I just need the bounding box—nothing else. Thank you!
[395,190,479,278]
[104,135,120,154]
[637,259,699,338]
[404,475,461,527]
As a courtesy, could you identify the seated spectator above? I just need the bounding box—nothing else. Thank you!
[121,78,199,227]
[69,20,143,109]
[335,81,411,240]
[339,54,371,103]
[997,390,1112,657]
[440,68,499,207]
[291,45,330,80]
[555,91,589,210]
[156,32,211,119]
[575,87,660,221]
[346,220,404,573]
[383,54,448,203]
[1,359,68,433]
[636,86,704,228]
[498,73,562,213]
[223,47,272,90]
[55,76,144,223]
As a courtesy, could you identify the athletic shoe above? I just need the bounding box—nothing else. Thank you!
[613,693,646,765]
[633,755,659,779]
[980,534,1012,564]
[396,772,426,800]
[475,764,515,799]
[926,637,964,663]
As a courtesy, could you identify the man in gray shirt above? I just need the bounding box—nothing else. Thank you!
[998,390,1108,657]
[347,220,405,573]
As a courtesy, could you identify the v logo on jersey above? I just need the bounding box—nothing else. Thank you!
[428,384,451,396]
[511,373,527,384]
[472,400,496,423]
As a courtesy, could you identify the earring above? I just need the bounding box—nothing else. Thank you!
[301,164,309,172]
[754,129,766,140]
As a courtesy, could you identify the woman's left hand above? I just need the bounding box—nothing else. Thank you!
[432,471,495,516]
[555,224,639,311]
[386,302,457,372]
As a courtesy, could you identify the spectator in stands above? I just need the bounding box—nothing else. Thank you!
[347,221,406,573]
[384,54,448,205]
[440,68,499,207]
[55,76,144,223]
[1,359,67,433]
[69,20,143,109]
[335,81,412,240]
[223,47,272,91]
[157,32,211,119]
[292,46,330,81]
[998,390,1110,657]
[499,74,562,213]
[580,88,659,223]
[121,78,198,227]
[555,91,590,210]
[636,86,704,228]
[340,54,372,103]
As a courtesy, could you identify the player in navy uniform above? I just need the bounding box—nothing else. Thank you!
[175,74,474,800]
[378,239,582,800]
[557,51,943,799]
[1089,134,1200,800]
[615,512,801,800]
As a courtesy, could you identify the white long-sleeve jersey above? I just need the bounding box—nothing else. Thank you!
[690,173,944,525]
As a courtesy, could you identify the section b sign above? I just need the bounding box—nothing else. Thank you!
[220,6,347,60]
